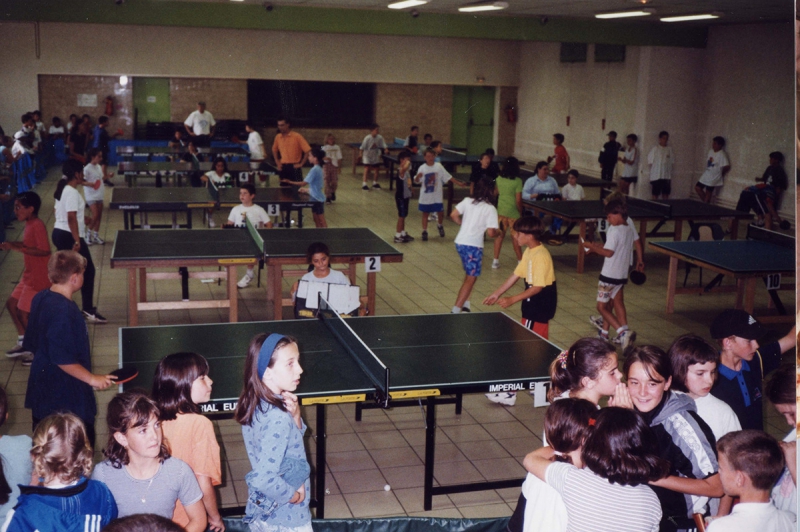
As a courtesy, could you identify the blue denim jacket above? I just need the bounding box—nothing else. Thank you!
[242,400,311,526]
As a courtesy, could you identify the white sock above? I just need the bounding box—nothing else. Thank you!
[463,301,471,310]
[395,232,403,238]
[451,306,462,314]
[246,268,255,279]
[401,231,407,236]
[18,335,24,345]
[616,325,628,334]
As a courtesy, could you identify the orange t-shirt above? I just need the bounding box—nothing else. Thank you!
[553,145,569,173]
[272,131,311,164]
[22,218,51,291]
[162,413,222,527]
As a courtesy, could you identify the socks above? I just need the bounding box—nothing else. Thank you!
[17,335,23,346]
[396,232,403,238]
[463,301,471,311]
[616,325,628,335]
[246,267,255,279]
[451,306,461,314]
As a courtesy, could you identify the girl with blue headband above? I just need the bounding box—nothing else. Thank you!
[234,334,310,532]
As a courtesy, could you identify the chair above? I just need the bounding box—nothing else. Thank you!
[683,222,724,288]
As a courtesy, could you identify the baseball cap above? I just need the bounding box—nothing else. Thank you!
[709,309,765,340]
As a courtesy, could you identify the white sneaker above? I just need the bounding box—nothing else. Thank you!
[485,392,517,406]
[492,259,500,269]
[589,315,604,331]
[208,218,216,228]
[237,275,253,288]
[93,233,105,245]
[85,231,93,246]
[428,213,437,222]
[617,330,636,350]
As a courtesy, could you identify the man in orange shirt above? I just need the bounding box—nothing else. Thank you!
[272,117,310,226]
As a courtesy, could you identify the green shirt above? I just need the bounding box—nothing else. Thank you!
[496,176,523,219]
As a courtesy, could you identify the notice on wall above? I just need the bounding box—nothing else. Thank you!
[77,94,98,107]
[147,96,157,103]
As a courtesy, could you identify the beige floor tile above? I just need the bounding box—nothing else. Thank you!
[316,494,352,519]
[407,508,464,518]
[447,490,504,507]
[343,491,404,518]
[392,487,454,513]
[370,446,422,469]
[327,450,377,472]
[333,468,388,493]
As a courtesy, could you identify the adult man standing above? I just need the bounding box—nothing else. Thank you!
[184,101,215,147]
[272,117,310,225]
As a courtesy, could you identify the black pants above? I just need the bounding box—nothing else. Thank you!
[193,134,211,147]
[600,164,615,182]
[279,165,303,226]
[735,190,766,215]
[52,228,95,312]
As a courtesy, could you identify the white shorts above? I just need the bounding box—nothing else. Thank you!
[597,281,623,303]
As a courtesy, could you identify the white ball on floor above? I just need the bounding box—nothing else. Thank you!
[384,484,391,492]
[325,488,330,495]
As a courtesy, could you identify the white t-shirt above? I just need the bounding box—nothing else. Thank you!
[415,163,452,205]
[204,171,229,186]
[184,110,216,136]
[600,222,635,281]
[692,393,741,441]
[621,146,638,178]
[83,163,105,203]
[11,141,31,158]
[521,472,567,532]
[247,131,265,160]
[771,430,797,518]
[561,183,584,201]
[360,134,387,165]
[228,204,271,227]
[698,149,730,187]
[453,198,498,249]
[647,145,674,181]
[49,126,65,136]
[546,461,661,532]
[706,502,795,532]
[55,185,86,236]
[321,144,342,168]
[299,269,350,286]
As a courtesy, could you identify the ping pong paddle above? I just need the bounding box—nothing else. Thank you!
[109,367,138,384]
[629,270,647,286]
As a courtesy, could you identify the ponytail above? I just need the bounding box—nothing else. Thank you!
[548,337,616,401]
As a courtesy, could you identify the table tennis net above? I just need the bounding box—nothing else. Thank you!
[245,216,265,252]
[627,196,671,217]
[746,224,794,248]
[318,295,390,407]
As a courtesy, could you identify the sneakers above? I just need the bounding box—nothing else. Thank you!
[589,315,604,331]
[103,179,115,188]
[362,184,369,190]
[486,392,517,406]
[331,194,336,201]
[492,259,500,269]
[437,225,445,238]
[422,231,428,241]
[402,234,414,242]
[93,233,105,245]
[6,344,31,358]
[208,218,216,228]
[372,183,381,189]
[394,235,406,243]
[616,330,636,350]
[326,197,332,204]
[428,213,437,222]
[85,230,93,246]
[20,354,33,367]
[237,274,254,288]
[83,309,108,323]
[597,330,610,341]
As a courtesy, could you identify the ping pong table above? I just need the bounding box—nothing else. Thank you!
[118,304,560,516]
[524,197,754,273]
[110,186,315,230]
[382,150,523,187]
[110,223,403,326]
[116,145,248,161]
[346,139,466,175]
[649,225,795,323]
[118,161,277,187]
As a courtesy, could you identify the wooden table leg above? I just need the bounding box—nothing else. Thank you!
[735,279,745,309]
[730,221,739,240]
[367,272,377,316]
[128,269,139,326]
[665,257,678,313]
[228,265,238,322]
[271,264,283,320]
[139,268,147,302]
[347,263,357,285]
[577,222,587,274]
[673,220,683,241]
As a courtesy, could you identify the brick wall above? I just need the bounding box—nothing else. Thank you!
[169,78,247,122]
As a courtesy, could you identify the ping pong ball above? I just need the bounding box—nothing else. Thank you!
[384,484,391,492]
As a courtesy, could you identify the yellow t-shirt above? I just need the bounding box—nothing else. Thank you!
[514,244,556,287]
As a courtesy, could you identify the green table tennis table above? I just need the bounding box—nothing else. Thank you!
[110,186,316,229]
[110,225,403,326]
[119,307,560,516]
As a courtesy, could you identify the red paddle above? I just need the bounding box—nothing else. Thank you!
[109,367,139,384]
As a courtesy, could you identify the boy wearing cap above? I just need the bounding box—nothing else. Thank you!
[709,309,796,431]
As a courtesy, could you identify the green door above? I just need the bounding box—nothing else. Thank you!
[133,77,171,127]
[451,86,495,155]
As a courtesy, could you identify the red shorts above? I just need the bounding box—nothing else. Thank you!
[521,319,549,339]
[11,281,46,313]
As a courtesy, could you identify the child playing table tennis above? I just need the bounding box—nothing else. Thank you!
[491,157,523,268]
[152,353,224,532]
[235,334,311,532]
[223,184,273,289]
[560,170,584,201]
[280,148,327,228]
[2,413,118,532]
[83,148,106,245]
[202,158,230,228]
[450,177,499,314]
[290,242,350,303]
[483,216,556,340]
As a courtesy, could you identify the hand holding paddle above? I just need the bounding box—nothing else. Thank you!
[109,366,139,384]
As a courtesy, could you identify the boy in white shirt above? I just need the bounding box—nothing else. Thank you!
[240,123,265,171]
[695,136,730,204]
[82,149,106,245]
[707,431,795,532]
[48,117,65,141]
[223,184,273,288]
[560,170,585,201]
[359,124,388,190]
[647,131,674,200]
[415,149,465,241]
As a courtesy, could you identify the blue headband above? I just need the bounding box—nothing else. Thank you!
[258,334,287,379]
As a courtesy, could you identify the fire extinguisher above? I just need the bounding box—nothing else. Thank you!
[105,96,114,116]
[505,105,517,123]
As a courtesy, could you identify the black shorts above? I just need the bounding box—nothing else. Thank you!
[620,176,638,183]
[695,181,719,192]
[395,197,410,218]
[311,202,325,215]
[650,179,671,196]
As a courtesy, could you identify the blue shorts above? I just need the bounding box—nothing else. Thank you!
[419,202,443,213]
[456,244,483,277]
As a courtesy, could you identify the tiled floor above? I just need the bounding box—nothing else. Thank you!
[0,165,794,519]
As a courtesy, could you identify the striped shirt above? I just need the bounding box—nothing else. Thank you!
[546,462,661,532]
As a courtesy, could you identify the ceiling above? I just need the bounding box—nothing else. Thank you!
[164,0,794,24]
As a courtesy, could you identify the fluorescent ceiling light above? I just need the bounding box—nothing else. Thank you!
[230,0,245,2]
[388,0,428,9]
[595,10,653,19]
[661,13,720,22]
[458,1,509,13]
